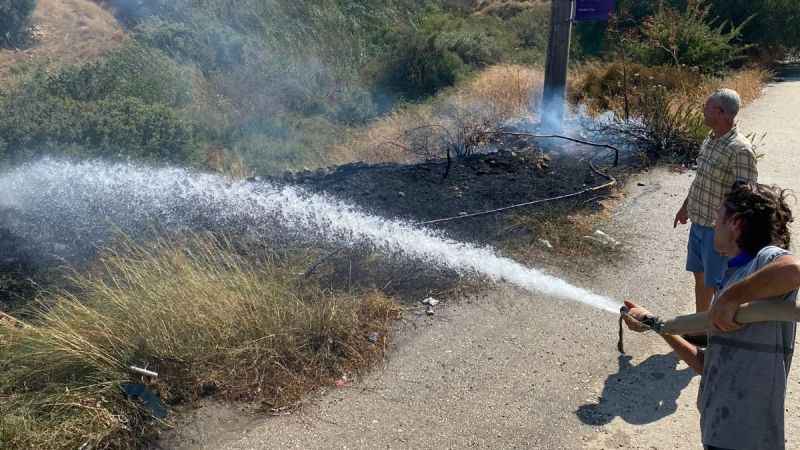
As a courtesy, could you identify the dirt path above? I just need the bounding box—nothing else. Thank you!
[166,78,800,449]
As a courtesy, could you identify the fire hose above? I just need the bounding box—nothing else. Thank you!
[618,300,800,353]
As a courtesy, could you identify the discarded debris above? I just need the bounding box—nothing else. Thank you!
[583,229,620,248]
[335,375,349,388]
[366,331,380,343]
[426,305,435,316]
[120,383,168,419]
[538,238,554,250]
[421,297,440,306]
[129,366,158,378]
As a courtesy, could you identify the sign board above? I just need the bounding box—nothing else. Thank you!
[574,0,615,21]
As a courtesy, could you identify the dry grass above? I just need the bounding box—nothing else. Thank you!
[571,61,770,116]
[0,235,399,450]
[503,202,620,261]
[0,0,126,84]
[332,64,544,164]
[336,62,766,167]
[699,67,771,106]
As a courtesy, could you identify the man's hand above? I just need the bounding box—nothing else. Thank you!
[710,293,744,333]
[674,202,689,228]
[622,300,653,333]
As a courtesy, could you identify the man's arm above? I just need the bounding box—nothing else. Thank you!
[711,254,800,331]
[733,146,758,183]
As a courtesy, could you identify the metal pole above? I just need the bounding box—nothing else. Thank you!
[542,0,574,131]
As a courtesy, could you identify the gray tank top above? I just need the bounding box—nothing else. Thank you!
[699,246,797,450]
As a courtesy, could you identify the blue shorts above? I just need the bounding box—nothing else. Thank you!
[686,223,728,288]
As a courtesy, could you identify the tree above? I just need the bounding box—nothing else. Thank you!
[709,0,800,56]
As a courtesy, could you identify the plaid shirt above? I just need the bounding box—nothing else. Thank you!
[687,126,757,227]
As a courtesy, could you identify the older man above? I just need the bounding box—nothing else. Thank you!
[627,181,800,450]
[674,89,758,319]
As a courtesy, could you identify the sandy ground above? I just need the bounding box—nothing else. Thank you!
[164,78,800,449]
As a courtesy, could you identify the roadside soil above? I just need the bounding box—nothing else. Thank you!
[162,76,800,449]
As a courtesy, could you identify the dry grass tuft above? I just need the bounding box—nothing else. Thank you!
[571,62,770,116]
[698,66,771,106]
[332,64,544,164]
[0,235,399,450]
[0,0,126,84]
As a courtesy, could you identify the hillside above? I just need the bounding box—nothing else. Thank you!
[0,0,124,81]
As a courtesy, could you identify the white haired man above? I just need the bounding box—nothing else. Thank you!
[673,89,758,344]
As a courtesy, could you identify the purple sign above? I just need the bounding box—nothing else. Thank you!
[574,0,615,22]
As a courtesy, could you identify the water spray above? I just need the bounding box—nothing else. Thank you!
[0,159,621,314]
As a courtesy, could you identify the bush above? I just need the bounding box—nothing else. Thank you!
[571,61,705,112]
[506,5,551,63]
[0,235,399,449]
[709,0,800,55]
[0,91,198,164]
[0,45,200,165]
[375,12,514,99]
[230,114,346,173]
[0,0,36,47]
[606,83,707,162]
[46,44,193,107]
[134,16,250,72]
[620,0,747,73]
[571,63,768,162]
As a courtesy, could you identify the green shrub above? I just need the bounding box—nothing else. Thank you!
[230,114,346,173]
[46,44,193,107]
[0,89,198,164]
[0,45,200,164]
[376,12,513,99]
[506,5,550,63]
[134,16,250,71]
[621,0,747,73]
[0,0,36,47]
[709,0,800,56]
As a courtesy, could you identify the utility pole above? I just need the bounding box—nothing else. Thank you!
[542,0,574,131]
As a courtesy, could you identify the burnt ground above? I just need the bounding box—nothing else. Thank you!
[275,135,627,245]
[256,134,633,303]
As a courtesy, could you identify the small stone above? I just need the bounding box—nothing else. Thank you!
[366,332,380,343]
